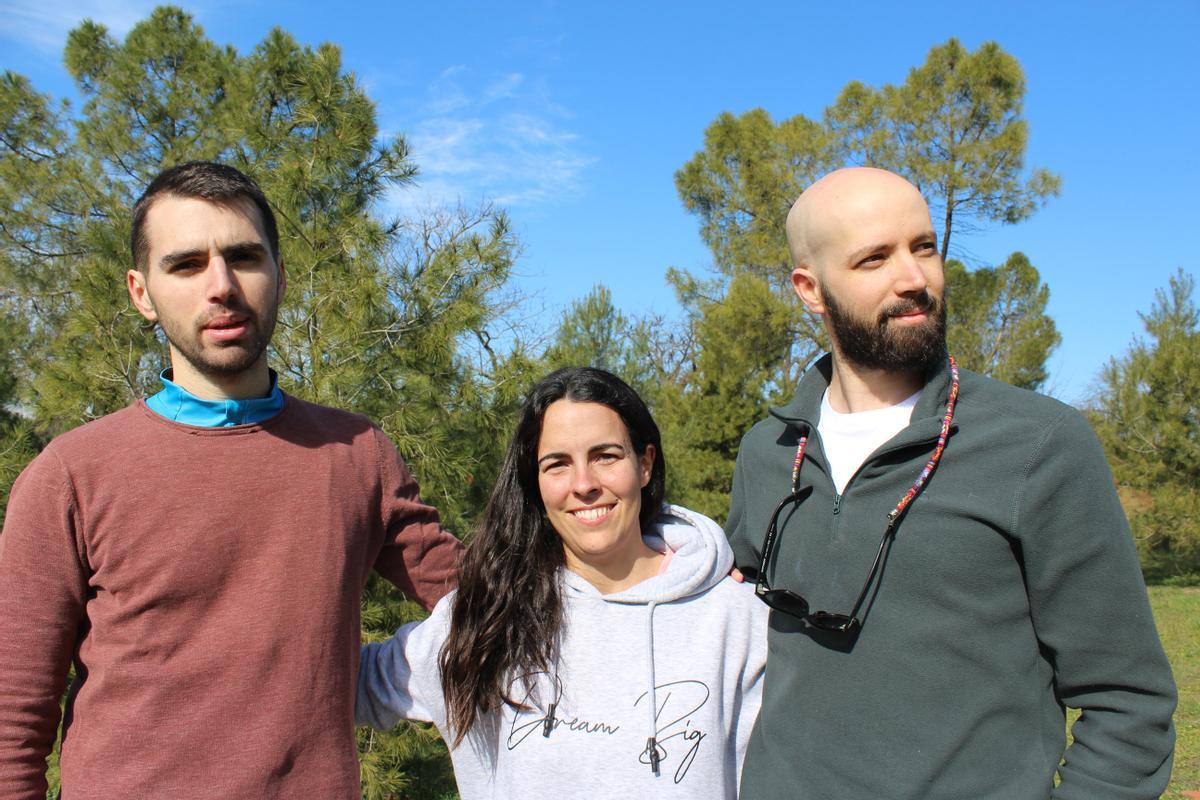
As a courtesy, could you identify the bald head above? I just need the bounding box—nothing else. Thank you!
[786,168,932,272]
[785,167,946,384]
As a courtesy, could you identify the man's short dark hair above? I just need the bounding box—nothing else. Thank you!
[130,161,280,270]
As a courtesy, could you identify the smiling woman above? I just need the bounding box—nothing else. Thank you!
[536,399,661,592]
[356,367,769,799]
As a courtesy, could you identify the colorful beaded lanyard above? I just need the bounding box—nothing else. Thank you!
[790,356,960,529]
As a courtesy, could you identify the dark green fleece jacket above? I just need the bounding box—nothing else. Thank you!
[727,355,1176,800]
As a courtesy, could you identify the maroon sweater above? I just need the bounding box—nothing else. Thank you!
[0,398,463,799]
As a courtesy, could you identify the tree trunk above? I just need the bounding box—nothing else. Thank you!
[941,196,954,262]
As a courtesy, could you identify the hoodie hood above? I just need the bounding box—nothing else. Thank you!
[560,503,734,604]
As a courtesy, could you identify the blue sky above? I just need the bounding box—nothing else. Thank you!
[3,0,1197,404]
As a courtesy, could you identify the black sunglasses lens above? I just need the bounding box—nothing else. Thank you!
[759,589,810,619]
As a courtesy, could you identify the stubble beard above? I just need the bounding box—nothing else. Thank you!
[155,297,279,379]
[822,285,948,377]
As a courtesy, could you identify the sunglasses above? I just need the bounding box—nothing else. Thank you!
[753,356,959,633]
[755,489,896,633]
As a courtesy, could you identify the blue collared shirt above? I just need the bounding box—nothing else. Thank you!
[145,369,285,427]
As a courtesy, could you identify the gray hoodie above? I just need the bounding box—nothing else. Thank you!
[357,504,768,799]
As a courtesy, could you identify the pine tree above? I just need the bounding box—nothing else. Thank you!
[657,272,796,520]
[944,252,1060,390]
[1092,269,1200,579]
[543,284,658,400]
[673,108,837,291]
[828,38,1061,260]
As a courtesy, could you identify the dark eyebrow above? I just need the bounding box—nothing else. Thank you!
[222,242,270,262]
[158,241,269,271]
[536,442,627,467]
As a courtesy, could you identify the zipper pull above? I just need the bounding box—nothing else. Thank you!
[542,702,557,738]
[832,494,842,515]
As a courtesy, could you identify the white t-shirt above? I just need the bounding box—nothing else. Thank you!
[817,388,923,495]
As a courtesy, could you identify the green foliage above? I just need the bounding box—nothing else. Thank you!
[544,284,632,372]
[357,721,457,800]
[0,229,45,517]
[828,38,1062,259]
[670,108,831,394]
[944,252,1060,390]
[674,109,838,289]
[678,39,1061,271]
[1093,270,1200,579]
[657,272,795,521]
[0,415,39,520]
[543,284,658,400]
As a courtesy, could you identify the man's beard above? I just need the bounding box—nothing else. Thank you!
[155,298,278,379]
[822,285,947,377]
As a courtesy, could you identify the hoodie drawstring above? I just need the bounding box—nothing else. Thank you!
[642,599,661,775]
[543,651,562,738]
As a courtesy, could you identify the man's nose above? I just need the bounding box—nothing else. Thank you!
[893,250,930,294]
[205,257,238,302]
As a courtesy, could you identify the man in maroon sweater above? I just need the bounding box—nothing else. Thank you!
[0,162,464,798]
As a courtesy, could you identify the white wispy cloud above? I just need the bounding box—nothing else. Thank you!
[387,66,594,213]
[425,65,472,114]
[481,72,524,104]
[0,0,157,54]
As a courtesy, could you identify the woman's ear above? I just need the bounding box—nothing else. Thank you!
[638,444,656,488]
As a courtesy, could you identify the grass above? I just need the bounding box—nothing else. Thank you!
[1153,586,1200,799]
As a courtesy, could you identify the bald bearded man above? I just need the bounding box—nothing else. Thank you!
[726,168,1176,799]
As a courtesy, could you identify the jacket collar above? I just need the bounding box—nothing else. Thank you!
[770,353,955,449]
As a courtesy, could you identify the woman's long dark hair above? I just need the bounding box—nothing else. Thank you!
[439,367,666,745]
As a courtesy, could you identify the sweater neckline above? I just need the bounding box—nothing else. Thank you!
[135,394,295,435]
[145,368,285,428]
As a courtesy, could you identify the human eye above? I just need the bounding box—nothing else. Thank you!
[215,242,268,268]
[168,259,204,274]
[855,248,888,268]
[540,458,568,474]
[226,248,264,267]
[593,446,629,466]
